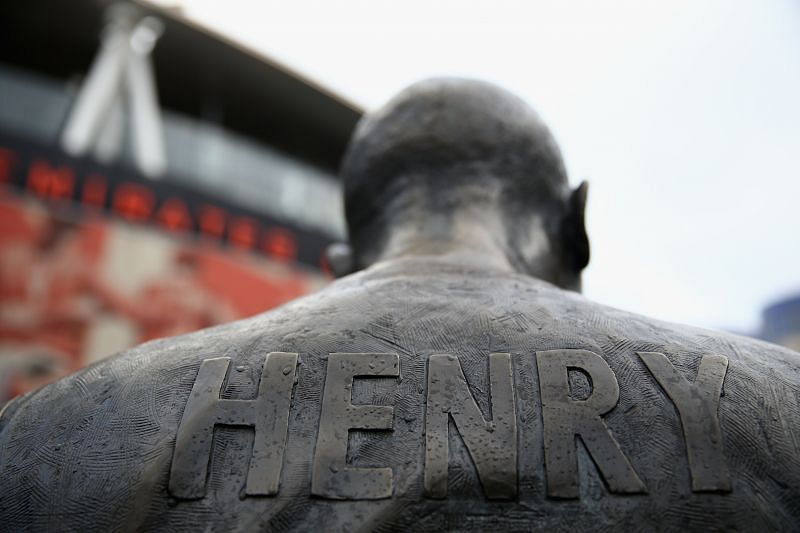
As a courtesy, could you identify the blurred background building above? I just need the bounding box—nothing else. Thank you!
[0,0,361,401]
[759,296,800,352]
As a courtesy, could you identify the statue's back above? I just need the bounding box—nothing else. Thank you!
[1,257,799,531]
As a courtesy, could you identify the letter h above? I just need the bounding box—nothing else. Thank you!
[168,353,297,499]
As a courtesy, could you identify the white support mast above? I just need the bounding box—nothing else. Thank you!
[61,4,167,178]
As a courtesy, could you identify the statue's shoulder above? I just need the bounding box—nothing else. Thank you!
[0,301,315,528]
[587,294,800,378]
[0,270,378,436]
[0,314,288,430]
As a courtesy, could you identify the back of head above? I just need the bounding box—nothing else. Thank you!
[339,77,589,290]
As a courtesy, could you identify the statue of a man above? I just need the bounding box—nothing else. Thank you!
[2,79,798,531]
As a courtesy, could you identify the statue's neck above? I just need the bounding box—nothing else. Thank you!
[364,206,581,292]
[371,208,517,274]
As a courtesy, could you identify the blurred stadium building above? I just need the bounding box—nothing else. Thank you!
[759,295,800,352]
[0,0,361,401]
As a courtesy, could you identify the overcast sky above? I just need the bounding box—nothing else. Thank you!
[150,0,800,334]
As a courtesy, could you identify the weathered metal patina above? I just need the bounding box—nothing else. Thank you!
[1,79,798,531]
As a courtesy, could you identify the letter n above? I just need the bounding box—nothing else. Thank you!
[424,353,517,499]
[169,353,297,499]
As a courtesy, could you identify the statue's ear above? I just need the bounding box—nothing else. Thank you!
[562,181,590,271]
[325,242,355,278]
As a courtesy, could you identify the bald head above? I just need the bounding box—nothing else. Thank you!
[337,78,589,290]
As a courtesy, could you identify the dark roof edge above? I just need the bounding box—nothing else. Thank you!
[135,0,365,116]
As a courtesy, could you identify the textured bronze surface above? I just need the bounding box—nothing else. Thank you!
[1,263,799,531]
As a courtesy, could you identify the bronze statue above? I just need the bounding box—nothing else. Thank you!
[1,78,798,531]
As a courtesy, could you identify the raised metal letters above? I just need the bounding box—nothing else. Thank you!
[424,353,517,499]
[311,352,399,499]
[638,352,731,492]
[168,352,298,499]
[536,349,647,498]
